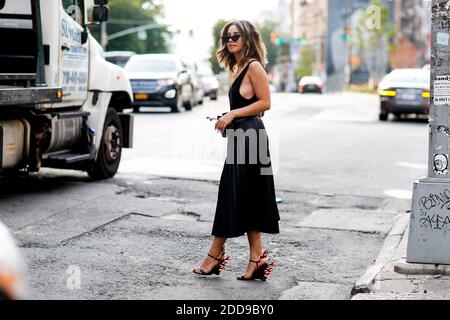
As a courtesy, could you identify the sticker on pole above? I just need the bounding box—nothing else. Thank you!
[437,32,449,46]
[434,75,450,105]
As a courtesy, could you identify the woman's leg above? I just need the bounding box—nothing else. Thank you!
[241,231,267,278]
[194,237,227,273]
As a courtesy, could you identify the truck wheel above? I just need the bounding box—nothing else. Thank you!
[88,108,123,180]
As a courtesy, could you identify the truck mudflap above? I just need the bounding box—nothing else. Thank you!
[0,87,62,106]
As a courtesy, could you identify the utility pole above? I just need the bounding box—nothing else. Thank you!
[101,21,108,50]
[407,0,450,265]
[342,0,354,87]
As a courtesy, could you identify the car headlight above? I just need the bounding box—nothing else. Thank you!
[158,79,176,87]
[164,89,177,99]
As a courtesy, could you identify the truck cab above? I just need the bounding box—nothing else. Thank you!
[0,0,133,179]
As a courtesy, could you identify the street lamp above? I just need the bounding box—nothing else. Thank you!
[101,23,171,50]
[342,0,354,86]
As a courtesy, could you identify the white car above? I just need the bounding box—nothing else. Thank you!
[198,65,219,100]
[299,76,324,94]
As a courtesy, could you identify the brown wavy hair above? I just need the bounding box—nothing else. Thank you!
[217,20,267,73]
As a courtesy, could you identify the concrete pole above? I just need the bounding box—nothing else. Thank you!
[406,0,450,265]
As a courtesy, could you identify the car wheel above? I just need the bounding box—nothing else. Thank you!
[184,87,195,111]
[87,108,123,180]
[170,92,184,113]
[379,113,388,121]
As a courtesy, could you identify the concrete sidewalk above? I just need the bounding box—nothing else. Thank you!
[352,213,450,300]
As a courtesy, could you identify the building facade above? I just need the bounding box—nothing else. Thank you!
[288,0,431,92]
[390,0,431,69]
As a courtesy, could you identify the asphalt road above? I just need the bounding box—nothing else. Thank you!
[0,91,427,300]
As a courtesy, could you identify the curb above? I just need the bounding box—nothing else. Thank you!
[394,261,450,276]
[350,212,410,297]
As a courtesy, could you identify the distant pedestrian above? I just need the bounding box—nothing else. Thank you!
[193,20,280,281]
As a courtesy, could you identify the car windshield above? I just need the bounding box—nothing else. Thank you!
[198,67,213,77]
[125,59,177,72]
[384,70,429,84]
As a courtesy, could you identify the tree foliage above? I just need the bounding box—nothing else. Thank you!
[355,0,396,84]
[257,20,279,70]
[209,19,228,74]
[90,0,171,53]
[295,46,316,81]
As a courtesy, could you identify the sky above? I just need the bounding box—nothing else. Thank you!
[160,0,280,63]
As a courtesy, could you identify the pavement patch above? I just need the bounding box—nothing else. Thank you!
[383,189,413,200]
[161,210,201,222]
[279,282,350,300]
[296,208,399,235]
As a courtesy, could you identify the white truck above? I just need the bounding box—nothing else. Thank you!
[0,0,134,179]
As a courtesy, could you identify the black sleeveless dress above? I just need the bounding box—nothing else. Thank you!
[211,60,280,238]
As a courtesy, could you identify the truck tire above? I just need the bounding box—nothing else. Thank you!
[88,108,123,180]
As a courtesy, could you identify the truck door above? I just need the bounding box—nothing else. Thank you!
[58,0,88,107]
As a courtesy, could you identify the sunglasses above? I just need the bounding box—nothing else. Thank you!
[221,34,242,43]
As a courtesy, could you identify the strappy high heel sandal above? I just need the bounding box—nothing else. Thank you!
[237,252,276,281]
[193,247,231,276]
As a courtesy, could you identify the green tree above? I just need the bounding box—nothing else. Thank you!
[257,20,279,70]
[355,0,396,86]
[90,0,171,53]
[295,46,316,81]
[209,19,227,74]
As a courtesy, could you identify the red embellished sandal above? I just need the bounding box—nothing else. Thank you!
[193,247,231,276]
[237,251,276,281]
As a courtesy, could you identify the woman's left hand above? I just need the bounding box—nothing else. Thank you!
[215,111,236,134]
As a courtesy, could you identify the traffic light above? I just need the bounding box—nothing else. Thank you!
[343,26,352,42]
[270,32,279,45]
[275,37,285,46]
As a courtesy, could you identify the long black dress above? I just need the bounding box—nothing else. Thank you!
[212,60,280,238]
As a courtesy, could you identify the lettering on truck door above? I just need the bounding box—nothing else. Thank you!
[58,0,88,106]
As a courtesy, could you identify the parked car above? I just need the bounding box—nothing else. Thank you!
[184,61,205,106]
[378,68,430,121]
[298,76,324,93]
[104,51,136,68]
[124,54,195,113]
[198,65,219,100]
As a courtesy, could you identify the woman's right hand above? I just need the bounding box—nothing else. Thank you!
[215,112,235,134]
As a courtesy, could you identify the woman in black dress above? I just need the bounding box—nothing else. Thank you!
[193,20,280,281]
